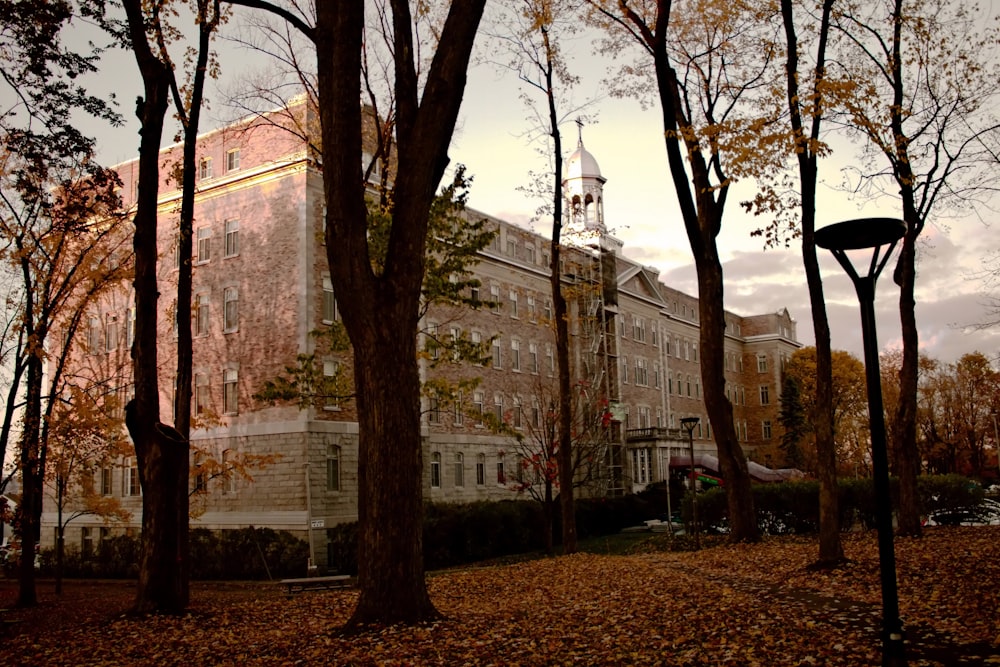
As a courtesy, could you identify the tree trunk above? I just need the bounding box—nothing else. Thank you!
[780,0,844,565]
[16,354,43,607]
[346,303,438,627]
[645,11,758,542]
[543,483,554,555]
[695,249,759,542]
[315,0,486,628]
[123,0,190,613]
[885,0,922,538]
[893,229,922,537]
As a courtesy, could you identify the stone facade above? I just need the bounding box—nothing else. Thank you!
[43,105,801,567]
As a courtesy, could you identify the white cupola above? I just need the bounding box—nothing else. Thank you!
[563,123,607,232]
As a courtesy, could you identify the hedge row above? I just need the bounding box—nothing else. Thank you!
[35,475,984,579]
[39,527,309,580]
[692,474,984,534]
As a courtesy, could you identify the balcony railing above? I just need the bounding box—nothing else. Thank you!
[625,427,685,442]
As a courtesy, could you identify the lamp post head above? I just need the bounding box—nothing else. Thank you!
[680,417,700,434]
[815,217,905,251]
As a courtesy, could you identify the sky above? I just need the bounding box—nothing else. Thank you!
[77,5,1000,367]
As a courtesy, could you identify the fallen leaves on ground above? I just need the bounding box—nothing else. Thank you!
[1,527,997,666]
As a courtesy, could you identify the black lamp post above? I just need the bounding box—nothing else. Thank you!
[815,217,907,667]
[680,417,700,551]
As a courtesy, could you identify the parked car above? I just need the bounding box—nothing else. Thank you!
[925,499,1000,527]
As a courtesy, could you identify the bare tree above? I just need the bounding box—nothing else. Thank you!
[833,0,1000,536]
[590,0,787,542]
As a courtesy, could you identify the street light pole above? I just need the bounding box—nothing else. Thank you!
[680,417,700,551]
[816,217,907,667]
[991,409,1000,483]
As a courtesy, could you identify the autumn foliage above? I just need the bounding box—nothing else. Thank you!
[1,528,997,665]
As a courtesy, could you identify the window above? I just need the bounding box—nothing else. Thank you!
[454,453,465,487]
[194,454,209,493]
[428,396,440,423]
[226,148,241,172]
[100,466,113,496]
[449,326,461,361]
[527,295,536,321]
[473,392,485,426]
[223,369,238,415]
[507,236,517,256]
[476,454,486,486]
[425,323,440,360]
[224,219,239,257]
[757,354,768,372]
[632,449,650,485]
[546,344,555,374]
[621,356,628,384]
[126,307,135,348]
[223,287,239,332]
[81,527,93,559]
[638,406,651,429]
[454,391,464,426]
[323,360,339,410]
[199,157,212,180]
[471,331,483,366]
[326,444,340,491]
[493,394,503,423]
[543,299,552,321]
[759,385,770,406]
[490,285,501,314]
[105,313,118,351]
[633,316,645,342]
[430,452,441,488]
[653,362,661,388]
[510,340,520,371]
[196,226,211,263]
[668,374,674,394]
[322,274,338,322]
[528,343,538,373]
[497,453,506,485]
[512,398,522,429]
[87,316,101,352]
[194,373,209,415]
[692,344,698,362]
[762,420,773,440]
[686,375,692,397]
[470,284,481,304]
[123,458,140,496]
[195,293,210,336]
[223,449,238,494]
[652,326,659,346]
[675,338,681,359]
[665,337,670,356]
[635,358,648,386]
[492,338,502,369]
[509,290,519,318]
[684,341,690,361]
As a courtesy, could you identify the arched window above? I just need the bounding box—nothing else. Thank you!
[430,452,441,488]
[454,452,465,487]
[326,444,341,491]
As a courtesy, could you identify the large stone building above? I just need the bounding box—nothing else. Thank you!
[43,104,800,566]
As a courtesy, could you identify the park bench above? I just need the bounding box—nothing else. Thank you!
[277,574,354,595]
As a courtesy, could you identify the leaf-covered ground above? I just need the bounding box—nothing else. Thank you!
[1,527,997,665]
